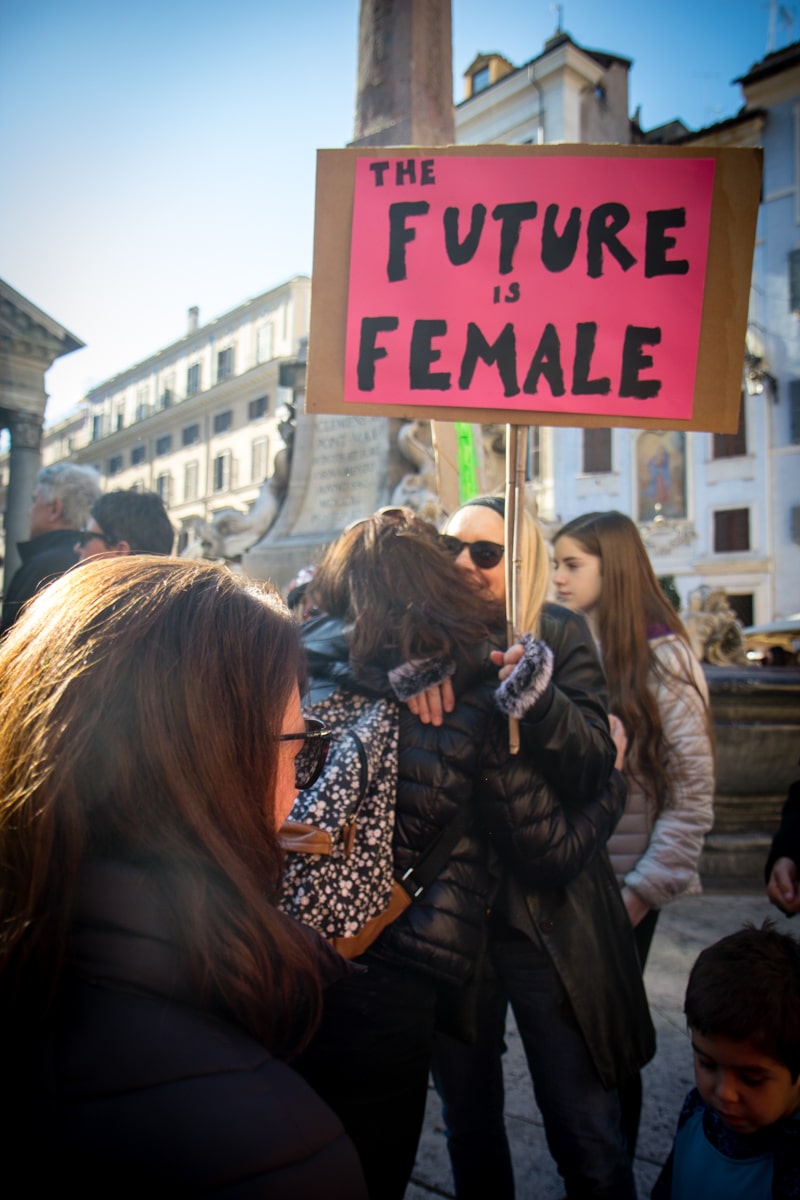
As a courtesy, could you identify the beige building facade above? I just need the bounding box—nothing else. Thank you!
[28,276,310,555]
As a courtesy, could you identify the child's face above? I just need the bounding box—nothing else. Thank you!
[691,1028,800,1135]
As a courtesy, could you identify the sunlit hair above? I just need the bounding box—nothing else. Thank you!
[0,557,321,1054]
[36,463,101,529]
[685,923,800,1081]
[308,507,503,667]
[446,497,548,636]
[554,510,710,811]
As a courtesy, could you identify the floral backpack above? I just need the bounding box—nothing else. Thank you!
[279,688,402,957]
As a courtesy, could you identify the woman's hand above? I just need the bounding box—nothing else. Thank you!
[621,886,650,928]
[490,643,524,681]
[406,678,455,726]
[608,714,628,771]
[766,856,800,915]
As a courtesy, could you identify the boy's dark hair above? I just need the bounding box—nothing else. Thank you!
[90,490,174,556]
[685,922,800,1080]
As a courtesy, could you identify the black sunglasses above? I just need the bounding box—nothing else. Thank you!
[440,534,505,570]
[76,528,116,547]
[278,716,331,789]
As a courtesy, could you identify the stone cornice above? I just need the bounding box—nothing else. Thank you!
[0,279,84,365]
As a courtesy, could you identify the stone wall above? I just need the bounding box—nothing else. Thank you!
[700,665,800,888]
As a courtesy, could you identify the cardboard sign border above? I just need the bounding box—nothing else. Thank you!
[307,144,762,433]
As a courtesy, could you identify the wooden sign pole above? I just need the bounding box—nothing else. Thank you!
[504,424,528,754]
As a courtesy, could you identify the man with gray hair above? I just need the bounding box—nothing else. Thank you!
[1,463,102,633]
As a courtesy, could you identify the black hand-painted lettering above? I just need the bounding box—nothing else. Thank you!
[620,326,662,397]
[410,320,450,390]
[387,202,430,282]
[357,317,399,389]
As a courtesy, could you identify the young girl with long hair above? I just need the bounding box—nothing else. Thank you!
[0,556,366,1197]
[553,509,715,1151]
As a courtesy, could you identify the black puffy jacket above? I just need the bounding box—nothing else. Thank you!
[301,604,625,986]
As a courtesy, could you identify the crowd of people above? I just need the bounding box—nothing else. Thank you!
[0,481,797,1199]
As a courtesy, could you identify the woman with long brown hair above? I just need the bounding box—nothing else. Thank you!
[0,556,366,1197]
[553,509,714,1152]
[291,507,647,1200]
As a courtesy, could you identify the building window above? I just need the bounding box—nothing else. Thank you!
[115,402,125,431]
[155,434,172,456]
[159,372,175,409]
[714,508,750,552]
[131,445,147,466]
[217,346,234,382]
[108,454,123,476]
[182,423,200,447]
[213,409,232,434]
[136,385,150,421]
[789,248,800,313]
[251,436,269,482]
[184,460,199,502]
[186,362,201,397]
[248,394,268,421]
[257,323,273,363]
[471,65,490,94]
[156,472,172,505]
[213,450,231,492]
[727,594,754,627]
[92,414,104,441]
[583,428,612,474]
[527,426,541,481]
[790,380,800,443]
[713,395,747,458]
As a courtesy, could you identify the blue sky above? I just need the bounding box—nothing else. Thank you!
[0,0,789,424]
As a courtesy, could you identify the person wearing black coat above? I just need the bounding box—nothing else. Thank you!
[1,462,101,634]
[766,779,800,916]
[0,558,367,1199]
[291,510,653,1200]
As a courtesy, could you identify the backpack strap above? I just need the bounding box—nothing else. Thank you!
[397,804,472,901]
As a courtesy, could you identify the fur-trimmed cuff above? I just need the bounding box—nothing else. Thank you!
[495,633,554,718]
[389,657,455,702]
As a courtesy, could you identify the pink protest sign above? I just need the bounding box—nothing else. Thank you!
[343,154,716,421]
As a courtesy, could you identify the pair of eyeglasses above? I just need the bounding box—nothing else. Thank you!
[76,528,116,547]
[440,535,505,570]
[278,716,331,789]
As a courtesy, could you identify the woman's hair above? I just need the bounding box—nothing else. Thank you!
[0,557,321,1055]
[308,507,503,667]
[554,510,708,810]
[447,496,549,635]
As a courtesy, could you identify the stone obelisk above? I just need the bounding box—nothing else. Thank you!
[243,1,457,587]
[350,0,454,148]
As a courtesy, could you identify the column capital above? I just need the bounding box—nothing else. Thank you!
[7,409,43,451]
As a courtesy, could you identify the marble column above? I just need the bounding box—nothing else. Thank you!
[3,410,42,583]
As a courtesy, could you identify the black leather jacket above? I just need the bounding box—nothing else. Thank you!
[301,605,626,985]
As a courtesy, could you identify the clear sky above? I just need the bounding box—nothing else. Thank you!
[1,0,790,425]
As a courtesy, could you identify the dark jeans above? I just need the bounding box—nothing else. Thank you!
[294,950,439,1200]
[619,907,660,1156]
[433,928,637,1200]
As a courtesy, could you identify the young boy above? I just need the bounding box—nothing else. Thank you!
[653,923,800,1199]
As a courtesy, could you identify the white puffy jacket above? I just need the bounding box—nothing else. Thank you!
[608,636,715,911]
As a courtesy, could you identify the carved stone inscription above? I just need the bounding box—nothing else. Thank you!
[289,414,391,535]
